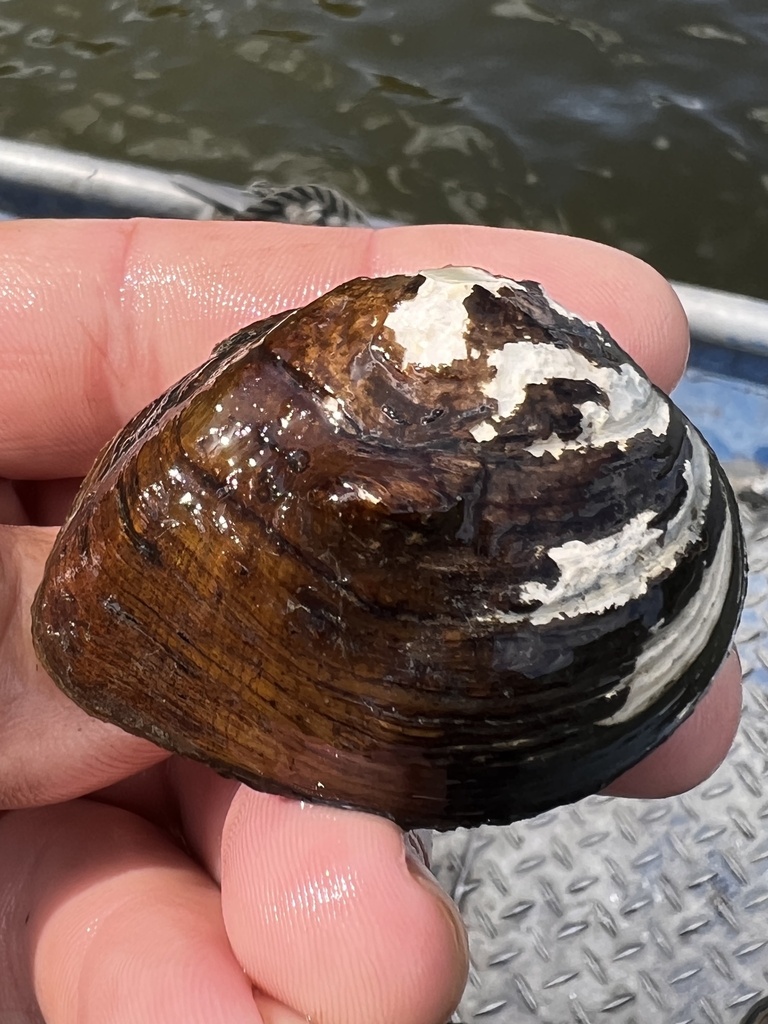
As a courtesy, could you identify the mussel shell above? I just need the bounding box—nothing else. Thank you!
[31,268,747,830]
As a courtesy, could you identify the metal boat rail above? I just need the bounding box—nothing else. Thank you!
[0,135,394,227]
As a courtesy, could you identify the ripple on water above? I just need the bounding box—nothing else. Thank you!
[0,0,766,297]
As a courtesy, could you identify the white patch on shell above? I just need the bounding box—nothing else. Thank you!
[479,424,712,628]
[470,420,498,443]
[383,266,668,456]
[383,267,524,370]
[600,495,734,725]
[482,341,669,454]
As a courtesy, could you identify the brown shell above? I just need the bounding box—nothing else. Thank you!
[31,269,746,830]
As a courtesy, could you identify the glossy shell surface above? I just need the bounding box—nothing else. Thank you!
[32,267,747,830]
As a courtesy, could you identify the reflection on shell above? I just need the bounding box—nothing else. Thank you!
[31,267,746,830]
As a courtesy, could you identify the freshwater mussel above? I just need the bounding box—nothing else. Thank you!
[32,267,747,830]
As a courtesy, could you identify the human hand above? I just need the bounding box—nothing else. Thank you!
[0,220,742,1024]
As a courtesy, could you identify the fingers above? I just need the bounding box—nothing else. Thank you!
[0,220,687,480]
[0,800,271,1024]
[17,644,734,1024]
[0,525,168,809]
[173,764,468,1024]
[1,783,467,1024]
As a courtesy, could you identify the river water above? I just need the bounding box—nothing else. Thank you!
[1,0,766,298]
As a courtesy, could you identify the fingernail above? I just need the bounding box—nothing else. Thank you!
[403,828,433,870]
[403,833,469,965]
[253,990,310,1024]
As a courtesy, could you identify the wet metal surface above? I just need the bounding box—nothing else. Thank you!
[0,1,766,298]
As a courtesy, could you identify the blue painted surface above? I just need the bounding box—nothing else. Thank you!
[674,366,768,467]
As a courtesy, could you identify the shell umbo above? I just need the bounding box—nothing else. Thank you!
[31,267,746,830]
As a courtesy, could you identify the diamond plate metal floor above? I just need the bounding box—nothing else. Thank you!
[429,413,768,1024]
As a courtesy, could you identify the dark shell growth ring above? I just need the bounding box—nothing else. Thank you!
[32,267,747,830]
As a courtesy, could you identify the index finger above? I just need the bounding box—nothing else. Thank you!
[0,220,688,479]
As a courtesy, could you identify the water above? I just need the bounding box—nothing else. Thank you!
[0,0,767,298]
